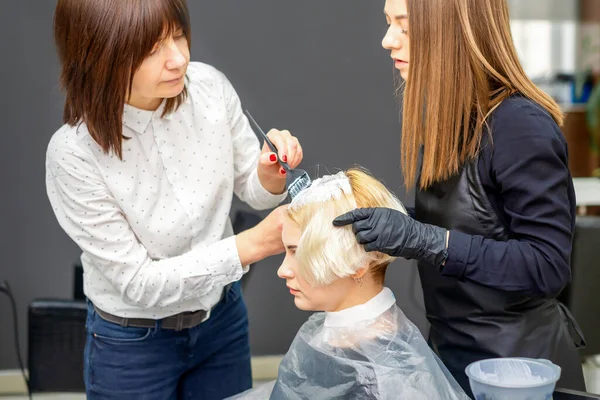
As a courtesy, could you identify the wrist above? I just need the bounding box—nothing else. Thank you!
[264,181,286,195]
[257,169,286,195]
[440,230,450,267]
[261,177,286,195]
[417,223,448,267]
[235,228,267,266]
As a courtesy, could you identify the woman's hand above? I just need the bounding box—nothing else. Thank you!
[257,129,304,195]
[235,205,287,266]
[333,207,449,267]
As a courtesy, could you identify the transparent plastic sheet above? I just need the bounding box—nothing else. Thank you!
[227,304,470,399]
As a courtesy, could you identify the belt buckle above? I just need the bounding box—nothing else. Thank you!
[170,283,231,330]
[173,306,210,331]
[175,313,184,331]
[202,309,212,323]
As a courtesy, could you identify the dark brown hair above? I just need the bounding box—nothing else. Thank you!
[402,0,563,189]
[54,0,191,159]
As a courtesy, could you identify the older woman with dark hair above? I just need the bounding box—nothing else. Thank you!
[47,0,304,398]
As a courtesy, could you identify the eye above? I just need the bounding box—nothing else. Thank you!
[399,21,409,35]
[149,44,160,56]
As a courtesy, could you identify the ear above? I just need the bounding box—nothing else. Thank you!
[351,267,368,280]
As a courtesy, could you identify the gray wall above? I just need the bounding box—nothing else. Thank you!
[0,0,77,370]
[0,1,427,370]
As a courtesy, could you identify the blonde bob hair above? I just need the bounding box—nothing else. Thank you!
[286,167,407,286]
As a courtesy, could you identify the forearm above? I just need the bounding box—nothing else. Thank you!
[235,165,287,210]
[235,229,271,266]
[234,208,286,266]
[443,230,570,297]
[86,237,246,309]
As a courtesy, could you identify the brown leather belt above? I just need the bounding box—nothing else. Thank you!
[93,283,232,331]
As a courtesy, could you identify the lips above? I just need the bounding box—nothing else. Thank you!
[165,76,183,83]
[394,59,408,70]
[287,286,300,294]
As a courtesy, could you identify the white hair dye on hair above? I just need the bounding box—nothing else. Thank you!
[289,171,354,210]
[286,168,407,286]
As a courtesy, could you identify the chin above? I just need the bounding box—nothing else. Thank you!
[163,84,185,99]
[294,297,316,311]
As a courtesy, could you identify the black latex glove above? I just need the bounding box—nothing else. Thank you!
[333,208,449,267]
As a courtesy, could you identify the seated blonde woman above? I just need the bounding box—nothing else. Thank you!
[229,168,469,400]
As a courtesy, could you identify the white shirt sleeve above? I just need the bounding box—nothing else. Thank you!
[47,149,244,309]
[221,72,288,210]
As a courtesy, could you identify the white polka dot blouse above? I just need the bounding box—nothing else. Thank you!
[45,62,286,319]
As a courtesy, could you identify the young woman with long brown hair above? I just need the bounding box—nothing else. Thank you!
[334,0,587,395]
[47,0,303,398]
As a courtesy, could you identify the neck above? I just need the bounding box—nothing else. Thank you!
[331,280,383,312]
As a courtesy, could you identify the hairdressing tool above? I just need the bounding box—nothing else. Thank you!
[288,171,351,209]
[244,110,311,199]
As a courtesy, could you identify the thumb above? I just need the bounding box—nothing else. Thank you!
[332,208,374,227]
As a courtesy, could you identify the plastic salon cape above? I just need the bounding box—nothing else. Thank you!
[227,287,470,399]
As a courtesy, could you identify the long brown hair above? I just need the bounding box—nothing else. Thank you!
[402,0,564,189]
[54,0,191,159]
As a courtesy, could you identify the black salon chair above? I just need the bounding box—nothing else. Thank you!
[565,216,600,357]
[27,300,87,393]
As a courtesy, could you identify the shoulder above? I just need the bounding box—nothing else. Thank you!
[479,95,572,193]
[46,123,99,176]
[479,95,568,172]
[488,95,565,145]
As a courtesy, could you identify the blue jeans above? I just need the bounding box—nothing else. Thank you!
[84,282,252,399]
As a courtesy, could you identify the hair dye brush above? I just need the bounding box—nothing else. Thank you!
[244,110,311,199]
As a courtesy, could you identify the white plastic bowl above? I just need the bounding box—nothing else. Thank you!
[465,357,561,400]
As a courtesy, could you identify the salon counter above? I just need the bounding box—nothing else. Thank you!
[561,107,599,178]
[555,387,600,399]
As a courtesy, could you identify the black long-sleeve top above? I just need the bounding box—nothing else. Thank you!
[422,95,576,298]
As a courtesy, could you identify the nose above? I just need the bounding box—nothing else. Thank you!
[164,40,187,70]
[382,26,402,51]
[277,260,294,280]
